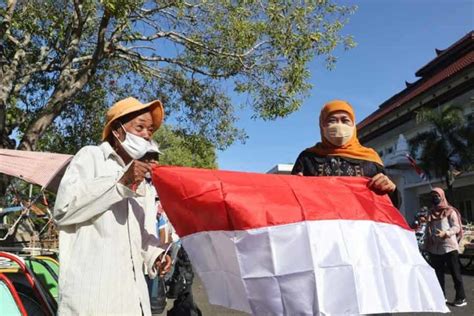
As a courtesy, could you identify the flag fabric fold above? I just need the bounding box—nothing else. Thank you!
[152,166,448,315]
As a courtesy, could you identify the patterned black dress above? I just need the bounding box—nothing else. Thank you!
[291,150,384,177]
[291,150,399,207]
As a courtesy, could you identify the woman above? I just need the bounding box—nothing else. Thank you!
[291,100,396,196]
[425,187,467,307]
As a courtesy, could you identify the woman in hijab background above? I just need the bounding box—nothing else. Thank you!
[291,100,396,196]
[425,187,467,307]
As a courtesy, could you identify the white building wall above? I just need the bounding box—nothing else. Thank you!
[361,89,474,223]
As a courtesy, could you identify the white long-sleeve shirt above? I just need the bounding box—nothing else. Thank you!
[54,142,163,315]
[425,209,461,255]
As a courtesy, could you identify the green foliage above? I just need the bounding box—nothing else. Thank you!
[1,0,356,152]
[153,124,217,169]
[409,104,474,189]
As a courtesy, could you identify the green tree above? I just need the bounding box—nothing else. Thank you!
[409,104,474,199]
[153,124,217,169]
[1,0,356,153]
[1,0,356,193]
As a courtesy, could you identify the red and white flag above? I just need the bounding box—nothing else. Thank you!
[406,154,429,182]
[152,166,448,315]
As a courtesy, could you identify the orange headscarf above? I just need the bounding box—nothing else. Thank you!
[306,100,384,165]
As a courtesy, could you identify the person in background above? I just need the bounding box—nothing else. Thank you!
[149,199,173,314]
[291,100,397,198]
[156,200,175,245]
[166,246,202,316]
[54,97,171,315]
[414,208,428,247]
[425,187,467,307]
[413,207,430,261]
[150,199,202,316]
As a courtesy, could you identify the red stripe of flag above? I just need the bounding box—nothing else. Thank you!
[151,166,409,237]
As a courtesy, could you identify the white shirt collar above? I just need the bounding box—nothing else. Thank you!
[100,142,126,167]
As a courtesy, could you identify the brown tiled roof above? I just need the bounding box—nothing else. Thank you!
[358,32,474,131]
[416,31,473,77]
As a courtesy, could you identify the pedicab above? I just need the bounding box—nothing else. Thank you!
[0,149,72,315]
[0,272,27,316]
[0,251,56,315]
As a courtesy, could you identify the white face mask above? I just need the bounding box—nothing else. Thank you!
[114,124,160,160]
[323,123,354,146]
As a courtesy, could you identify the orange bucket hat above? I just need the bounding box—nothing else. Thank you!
[102,97,164,140]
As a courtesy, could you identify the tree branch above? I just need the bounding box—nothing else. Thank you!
[11,45,54,96]
[61,0,85,69]
[72,55,94,64]
[115,47,237,78]
[127,28,269,62]
[0,0,17,39]
[109,19,129,43]
[80,8,111,76]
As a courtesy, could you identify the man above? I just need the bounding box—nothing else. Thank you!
[54,97,172,315]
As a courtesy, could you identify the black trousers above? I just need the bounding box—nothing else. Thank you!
[429,250,466,300]
[167,248,202,316]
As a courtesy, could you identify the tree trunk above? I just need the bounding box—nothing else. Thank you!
[18,67,91,151]
[0,48,26,149]
[18,112,59,151]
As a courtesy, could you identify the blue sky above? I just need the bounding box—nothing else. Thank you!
[217,0,474,173]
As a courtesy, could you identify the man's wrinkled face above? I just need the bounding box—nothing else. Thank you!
[114,111,154,142]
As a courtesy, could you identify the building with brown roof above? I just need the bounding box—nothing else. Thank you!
[358,31,474,224]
